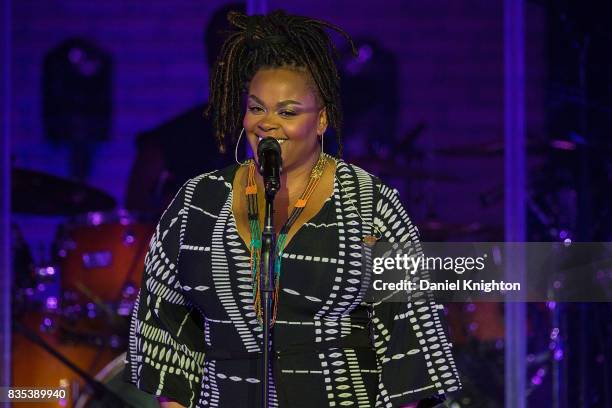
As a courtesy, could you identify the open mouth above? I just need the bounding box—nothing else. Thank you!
[257,135,288,145]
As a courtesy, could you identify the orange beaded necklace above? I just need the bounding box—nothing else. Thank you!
[246,153,328,326]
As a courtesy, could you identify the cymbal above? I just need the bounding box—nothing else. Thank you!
[435,138,612,157]
[349,156,462,182]
[12,168,116,215]
[434,140,548,157]
[417,218,503,240]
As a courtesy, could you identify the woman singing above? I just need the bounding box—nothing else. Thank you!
[125,10,460,408]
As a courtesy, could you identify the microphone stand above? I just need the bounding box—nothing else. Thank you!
[260,187,277,408]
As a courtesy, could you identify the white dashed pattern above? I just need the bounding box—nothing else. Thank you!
[126,161,461,408]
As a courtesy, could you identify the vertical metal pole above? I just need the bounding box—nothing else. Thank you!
[247,0,267,16]
[260,197,275,408]
[504,0,527,407]
[0,0,13,400]
[576,37,591,408]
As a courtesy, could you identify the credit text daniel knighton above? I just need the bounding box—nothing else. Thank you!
[372,278,521,293]
[371,253,521,293]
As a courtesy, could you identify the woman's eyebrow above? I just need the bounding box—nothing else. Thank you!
[277,100,302,107]
[247,95,264,105]
[248,95,303,107]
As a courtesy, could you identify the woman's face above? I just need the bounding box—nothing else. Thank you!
[243,67,327,173]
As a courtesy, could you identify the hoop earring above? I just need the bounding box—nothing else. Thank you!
[319,133,325,155]
[235,128,245,165]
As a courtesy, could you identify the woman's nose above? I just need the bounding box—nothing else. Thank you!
[257,119,278,133]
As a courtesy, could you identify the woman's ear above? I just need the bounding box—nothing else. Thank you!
[317,108,328,136]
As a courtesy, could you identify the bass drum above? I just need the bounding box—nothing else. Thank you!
[75,352,158,408]
[12,312,119,408]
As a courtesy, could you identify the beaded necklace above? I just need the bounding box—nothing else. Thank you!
[246,153,328,326]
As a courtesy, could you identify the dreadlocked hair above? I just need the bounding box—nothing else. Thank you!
[206,10,357,157]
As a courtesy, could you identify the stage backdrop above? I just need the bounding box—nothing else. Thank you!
[10,0,546,257]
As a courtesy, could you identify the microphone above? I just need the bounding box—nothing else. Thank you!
[257,137,282,196]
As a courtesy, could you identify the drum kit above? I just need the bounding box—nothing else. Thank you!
[11,168,157,407]
[352,134,612,407]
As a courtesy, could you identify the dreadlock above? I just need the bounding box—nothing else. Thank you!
[206,10,357,157]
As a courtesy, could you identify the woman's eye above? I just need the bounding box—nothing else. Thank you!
[279,110,297,117]
[248,106,263,113]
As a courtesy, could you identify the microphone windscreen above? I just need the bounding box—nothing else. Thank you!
[257,137,282,193]
[257,137,281,160]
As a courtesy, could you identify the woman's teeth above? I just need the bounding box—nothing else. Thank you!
[257,136,286,145]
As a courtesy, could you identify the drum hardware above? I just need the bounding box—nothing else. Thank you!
[57,277,136,348]
[74,353,158,408]
[58,325,126,349]
[417,219,503,242]
[11,223,38,317]
[117,282,139,316]
[81,250,113,269]
[59,302,129,349]
[72,281,121,321]
[12,320,138,408]
[433,139,547,158]
[431,137,612,158]
[13,261,62,331]
[35,265,58,280]
[447,299,568,407]
[350,154,463,183]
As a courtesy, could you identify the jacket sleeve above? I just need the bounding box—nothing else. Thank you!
[371,182,461,408]
[124,180,206,407]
